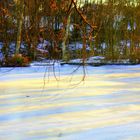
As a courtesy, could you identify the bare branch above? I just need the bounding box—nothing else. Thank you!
[71,0,97,29]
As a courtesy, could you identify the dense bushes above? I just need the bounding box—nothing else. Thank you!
[4,54,30,67]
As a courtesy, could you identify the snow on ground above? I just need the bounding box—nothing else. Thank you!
[87,56,105,63]
[68,56,135,65]
[68,42,91,51]
[69,58,84,64]
[37,40,51,49]
[0,42,3,61]
[0,53,4,61]
[0,64,140,140]
[68,56,105,64]
[30,60,60,67]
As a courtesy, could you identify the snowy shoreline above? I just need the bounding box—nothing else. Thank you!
[1,59,140,67]
[0,56,140,67]
[61,57,140,66]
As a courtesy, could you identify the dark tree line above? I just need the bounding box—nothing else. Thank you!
[0,0,140,66]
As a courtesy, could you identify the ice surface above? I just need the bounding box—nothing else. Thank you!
[0,64,140,139]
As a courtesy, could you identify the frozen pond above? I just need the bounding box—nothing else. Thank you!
[0,64,140,140]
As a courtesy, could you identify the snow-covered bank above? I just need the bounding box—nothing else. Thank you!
[65,56,139,66]
[1,56,139,68]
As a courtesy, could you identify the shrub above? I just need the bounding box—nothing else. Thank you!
[5,54,29,67]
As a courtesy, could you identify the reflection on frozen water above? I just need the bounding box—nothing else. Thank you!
[0,65,140,139]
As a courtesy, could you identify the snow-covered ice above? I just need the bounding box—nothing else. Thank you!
[0,64,140,139]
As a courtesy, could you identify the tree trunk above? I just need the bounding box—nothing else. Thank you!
[62,13,71,61]
[15,0,24,55]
